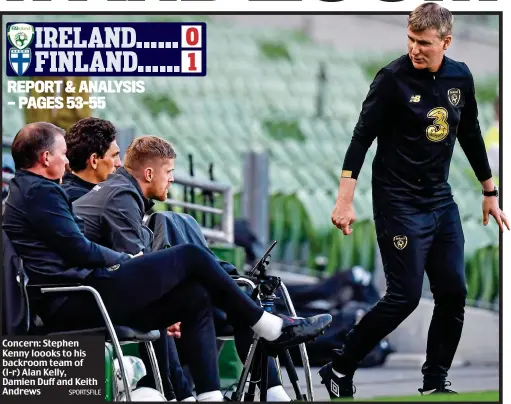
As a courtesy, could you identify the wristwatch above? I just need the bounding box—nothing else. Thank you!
[482,186,499,197]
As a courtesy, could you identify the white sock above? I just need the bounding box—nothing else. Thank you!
[267,385,291,401]
[332,368,346,378]
[180,397,196,402]
[196,390,223,402]
[251,311,284,341]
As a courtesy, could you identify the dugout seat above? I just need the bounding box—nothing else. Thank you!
[1,230,163,402]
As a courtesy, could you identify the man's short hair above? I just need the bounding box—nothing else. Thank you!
[408,2,453,39]
[66,117,117,172]
[124,136,176,171]
[11,122,65,170]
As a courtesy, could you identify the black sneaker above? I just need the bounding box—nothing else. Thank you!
[267,314,332,349]
[419,381,458,395]
[318,362,356,399]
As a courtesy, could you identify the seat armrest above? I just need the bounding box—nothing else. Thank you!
[28,283,81,288]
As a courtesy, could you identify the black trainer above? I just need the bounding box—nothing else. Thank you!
[318,362,356,399]
[266,314,332,349]
[418,381,458,395]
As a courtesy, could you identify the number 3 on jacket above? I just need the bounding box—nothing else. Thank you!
[426,107,449,142]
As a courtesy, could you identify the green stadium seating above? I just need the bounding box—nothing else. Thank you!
[2,14,499,308]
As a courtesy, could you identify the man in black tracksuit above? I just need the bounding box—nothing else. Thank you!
[320,3,508,398]
[73,136,293,402]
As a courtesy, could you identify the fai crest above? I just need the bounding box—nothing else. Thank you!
[393,235,408,250]
[447,88,461,106]
[9,49,31,76]
[7,23,35,50]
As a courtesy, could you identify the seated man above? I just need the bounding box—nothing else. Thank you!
[62,117,121,203]
[4,122,331,402]
[63,117,192,401]
[73,135,293,401]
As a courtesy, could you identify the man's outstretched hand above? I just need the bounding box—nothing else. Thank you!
[331,201,356,235]
[483,196,510,233]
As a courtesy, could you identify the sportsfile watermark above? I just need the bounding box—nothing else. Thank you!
[6,22,206,76]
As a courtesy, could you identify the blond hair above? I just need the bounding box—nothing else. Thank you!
[408,2,453,39]
[124,136,176,171]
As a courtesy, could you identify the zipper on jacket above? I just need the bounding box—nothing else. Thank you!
[432,74,440,101]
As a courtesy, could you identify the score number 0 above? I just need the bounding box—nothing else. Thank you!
[181,25,202,74]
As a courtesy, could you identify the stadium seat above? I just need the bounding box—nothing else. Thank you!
[2,13,498,308]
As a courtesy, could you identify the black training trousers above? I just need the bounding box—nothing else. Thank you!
[43,244,265,393]
[333,203,467,388]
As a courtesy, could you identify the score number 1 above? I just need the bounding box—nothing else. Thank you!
[181,25,203,74]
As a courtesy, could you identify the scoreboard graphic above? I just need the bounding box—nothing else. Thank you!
[6,22,207,77]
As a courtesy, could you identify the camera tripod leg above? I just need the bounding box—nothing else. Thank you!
[245,345,261,402]
[279,349,306,401]
[235,336,260,402]
[259,347,269,402]
[275,355,283,383]
[280,283,314,401]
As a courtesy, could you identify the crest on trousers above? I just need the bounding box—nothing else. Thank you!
[393,235,408,250]
[447,88,461,106]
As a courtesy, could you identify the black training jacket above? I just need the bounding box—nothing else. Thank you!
[72,167,154,255]
[2,170,130,282]
[341,55,492,215]
[74,168,239,276]
[61,172,96,203]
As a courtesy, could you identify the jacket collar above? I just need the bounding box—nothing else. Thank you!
[63,172,96,191]
[405,54,447,78]
[16,169,61,185]
[115,167,155,212]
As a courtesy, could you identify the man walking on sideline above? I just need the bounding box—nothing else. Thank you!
[320,3,508,398]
